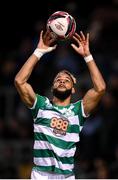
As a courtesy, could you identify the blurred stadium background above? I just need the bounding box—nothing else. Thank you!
[0,0,118,178]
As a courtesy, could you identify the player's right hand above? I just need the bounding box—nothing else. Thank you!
[37,30,57,53]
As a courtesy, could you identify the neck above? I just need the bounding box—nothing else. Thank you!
[52,96,71,106]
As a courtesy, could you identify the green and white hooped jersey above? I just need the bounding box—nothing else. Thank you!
[30,94,87,175]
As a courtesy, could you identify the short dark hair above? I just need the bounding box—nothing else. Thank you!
[54,70,76,85]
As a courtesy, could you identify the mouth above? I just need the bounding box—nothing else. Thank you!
[58,84,66,88]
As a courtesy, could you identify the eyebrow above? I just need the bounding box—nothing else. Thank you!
[56,75,71,79]
[54,76,72,82]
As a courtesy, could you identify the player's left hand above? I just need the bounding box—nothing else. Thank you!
[71,31,91,57]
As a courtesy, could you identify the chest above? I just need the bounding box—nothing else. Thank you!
[35,107,80,139]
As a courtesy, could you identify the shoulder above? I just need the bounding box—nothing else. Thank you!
[72,100,89,118]
[30,94,51,110]
[72,100,82,109]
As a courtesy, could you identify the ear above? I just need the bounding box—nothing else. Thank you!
[72,87,75,94]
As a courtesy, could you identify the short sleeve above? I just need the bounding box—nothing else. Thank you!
[73,100,89,126]
[29,94,47,119]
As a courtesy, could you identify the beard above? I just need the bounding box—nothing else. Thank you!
[52,88,72,100]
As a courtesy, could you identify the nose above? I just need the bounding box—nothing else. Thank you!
[60,79,65,84]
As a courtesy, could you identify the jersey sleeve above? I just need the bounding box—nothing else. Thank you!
[29,94,47,119]
[74,100,89,126]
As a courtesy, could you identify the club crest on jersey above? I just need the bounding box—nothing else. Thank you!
[50,117,69,137]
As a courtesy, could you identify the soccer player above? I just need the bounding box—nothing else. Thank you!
[14,30,106,179]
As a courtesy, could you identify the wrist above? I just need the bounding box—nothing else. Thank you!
[84,54,94,63]
[33,48,44,60]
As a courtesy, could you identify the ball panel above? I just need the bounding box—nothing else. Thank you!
[48,18,68,36]
[48,15,65,23]
[66,17,76,38]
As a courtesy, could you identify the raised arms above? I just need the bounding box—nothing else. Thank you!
[71,31,106,115]
[14,30,57,108]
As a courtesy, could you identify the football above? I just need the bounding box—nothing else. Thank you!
[47,11,76,39]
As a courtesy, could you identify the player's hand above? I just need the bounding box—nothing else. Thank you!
[71,31,91,57]
[37,30,57,53]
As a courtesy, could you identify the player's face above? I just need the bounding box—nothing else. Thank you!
[52,73,74,100]
[53,73,73,92]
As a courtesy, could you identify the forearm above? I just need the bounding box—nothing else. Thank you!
[86,58,106,93]
[15,43,56,85]
[15,54,39,84]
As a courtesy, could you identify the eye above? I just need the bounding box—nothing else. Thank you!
[56,79,61,82]
[65,79,71,83]
[54,79,61,84]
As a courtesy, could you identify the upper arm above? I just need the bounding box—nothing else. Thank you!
[83,88,104,115]
[15,81,36,108]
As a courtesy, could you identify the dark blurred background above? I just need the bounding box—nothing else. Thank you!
[0,0,118,178]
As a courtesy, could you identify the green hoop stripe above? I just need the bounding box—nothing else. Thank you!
[33,165,74,175]
[34,132,76,149]
[34,149,74,164]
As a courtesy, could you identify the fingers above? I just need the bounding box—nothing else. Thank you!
[71,44,78,52]
[48,32,58,44]
[47,45,57,52]
[49,38,57,45]
[42,30,57,46]
[40,30,44,41]
[73,35,79,42]
[74,31,88,42]
[72,36,81,46]
[43,30,50,43]
[80,31,85,40]
[45,29,50,37]
[51,44,57,50]
[74,33,82,41]
[86,33,89,43]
